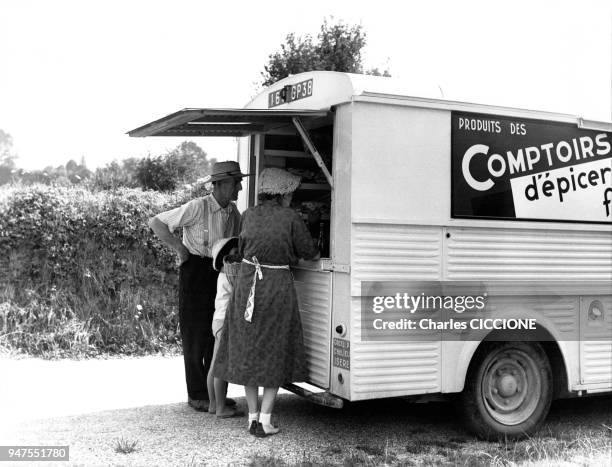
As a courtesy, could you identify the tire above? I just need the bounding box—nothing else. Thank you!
[458,341,553,440]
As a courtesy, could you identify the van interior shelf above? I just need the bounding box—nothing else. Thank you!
[299,183,331,191]
[264,149,311,159]
[262,127,333,257]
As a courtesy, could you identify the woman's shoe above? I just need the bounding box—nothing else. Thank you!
[249,420,258,435]
[255,421,280,438]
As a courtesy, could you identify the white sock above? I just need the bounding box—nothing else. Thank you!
[260,412,271,426]
[248,412,259,427]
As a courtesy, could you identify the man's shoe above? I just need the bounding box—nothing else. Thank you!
[187,397,209,412]
[216,408,244,419]
[249,420,258,435]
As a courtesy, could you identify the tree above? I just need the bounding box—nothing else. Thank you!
[261,18,390,86]
[167,141,217,183]
[315,20,366,73]
[0,129,15,165]
[133,141,216,191]
[0,129,17,185]
[262,33,319,87]
[92,161,136,190]
[135,155,178,191]
[121,157,140,180]
[64,158,92,184]
[88,141,216,192]
[366,67,392,78]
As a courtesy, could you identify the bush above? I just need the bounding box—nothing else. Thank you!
[0,183,199,357]
[135,156,180,191]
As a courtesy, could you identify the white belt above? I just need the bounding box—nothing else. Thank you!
[242,256,290,323]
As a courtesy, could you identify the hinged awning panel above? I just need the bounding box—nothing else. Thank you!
[128,108,330,137]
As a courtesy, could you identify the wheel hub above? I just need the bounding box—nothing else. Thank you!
[497,374,518,397]
[481,349,542,425]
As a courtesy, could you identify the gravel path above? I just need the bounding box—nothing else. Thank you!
[0,355,270,424]
[0,355,314,465]
[1,356,611,466]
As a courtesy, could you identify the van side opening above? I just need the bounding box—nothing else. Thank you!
[247,116,336,392]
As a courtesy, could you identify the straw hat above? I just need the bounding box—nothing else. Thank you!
[203,161,253,184]
[211,237,239,271]
[258,168,301,195]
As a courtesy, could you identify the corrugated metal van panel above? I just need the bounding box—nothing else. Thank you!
[580,297,612,384]
[349,223,611,398]
[464,296,580,340]
[350,223,442,399]
[446,228,612,280]
[294,269,332,389]
[350,304,440,398]
[581,342,612,382]
[351,224,442,295]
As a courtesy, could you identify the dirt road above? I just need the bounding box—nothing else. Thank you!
[1,356,610,465]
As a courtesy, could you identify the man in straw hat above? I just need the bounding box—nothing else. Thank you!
[148,161,252,412]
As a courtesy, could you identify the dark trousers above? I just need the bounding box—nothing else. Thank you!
[179,254,218,400]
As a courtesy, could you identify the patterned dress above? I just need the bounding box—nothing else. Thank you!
[213,202,319,387]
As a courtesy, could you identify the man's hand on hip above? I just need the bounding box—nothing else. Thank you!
[177,244,191,265]
[149,216,191,265]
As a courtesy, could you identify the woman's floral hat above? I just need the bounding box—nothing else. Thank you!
[258,168,301,195]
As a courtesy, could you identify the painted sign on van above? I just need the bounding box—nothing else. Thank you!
[451,111,612,223]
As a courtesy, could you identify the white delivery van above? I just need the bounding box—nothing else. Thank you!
[129,71,612,439]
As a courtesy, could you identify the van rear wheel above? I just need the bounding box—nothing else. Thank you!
[459,341,553,440]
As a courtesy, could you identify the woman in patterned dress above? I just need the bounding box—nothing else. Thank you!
[214,167,319,437]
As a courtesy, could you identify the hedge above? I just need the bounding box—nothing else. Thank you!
[0,184,199,357]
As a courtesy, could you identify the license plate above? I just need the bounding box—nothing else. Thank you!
[268,78,313,108]
[332,337,350,370]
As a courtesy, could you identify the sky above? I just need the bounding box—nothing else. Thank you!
[0,0,610,170]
